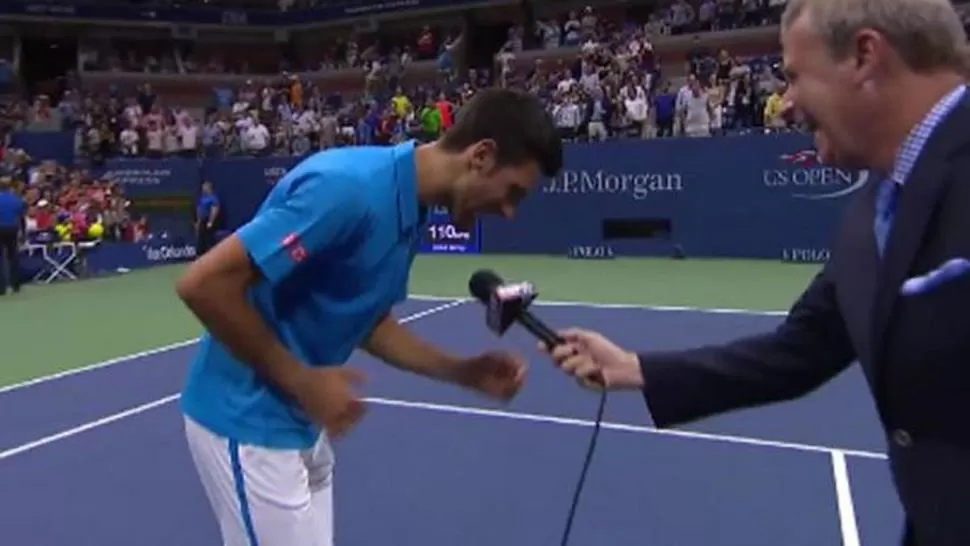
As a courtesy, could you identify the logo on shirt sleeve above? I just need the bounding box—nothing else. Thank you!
[282,233,308,263]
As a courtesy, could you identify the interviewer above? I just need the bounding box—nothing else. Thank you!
[544,0,970,544]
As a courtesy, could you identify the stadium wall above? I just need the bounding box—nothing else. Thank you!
[15,132,862,264]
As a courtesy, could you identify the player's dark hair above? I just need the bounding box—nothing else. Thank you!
[439,88,563,178]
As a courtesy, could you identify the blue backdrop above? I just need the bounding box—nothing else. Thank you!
[480,134,866,261]
[92,158,202,199]
[12,133,864,262]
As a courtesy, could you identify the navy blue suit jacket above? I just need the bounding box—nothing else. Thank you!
[639,96,970,546]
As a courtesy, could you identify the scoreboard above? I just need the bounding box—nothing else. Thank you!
[419,206,482,254]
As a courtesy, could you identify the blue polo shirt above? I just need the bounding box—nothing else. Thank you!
[180,141,426,449]
[196,193,219,223]
[0,190,24,230]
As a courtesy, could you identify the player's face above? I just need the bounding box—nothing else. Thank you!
[450,142,541,228]
[452,162,539,228]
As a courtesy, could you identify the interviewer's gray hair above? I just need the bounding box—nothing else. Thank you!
[781,0,967,72]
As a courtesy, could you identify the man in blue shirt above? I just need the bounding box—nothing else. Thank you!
[194,181,220,256]
[0,177,25,295]
[175,88,562,546]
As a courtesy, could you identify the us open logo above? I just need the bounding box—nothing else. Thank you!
[763,149,869,200]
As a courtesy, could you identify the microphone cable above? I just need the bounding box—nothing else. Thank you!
[559,387,608,546]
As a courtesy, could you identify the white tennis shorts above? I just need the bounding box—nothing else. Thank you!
[184,416,335,546]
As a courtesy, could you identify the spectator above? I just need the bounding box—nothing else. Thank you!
[435,92,455,133]
[552,91,582,141]
[119,123,139,156]
[681,76,713,138]
[417,99,441,142]
[0,176,24,294]
[585,87,610,141]
[195,181,219,256]
[178,117,200,158]
[653,81,677,137]
[144,120,164,158]
[763,81,789,130]
[622,80,650,138]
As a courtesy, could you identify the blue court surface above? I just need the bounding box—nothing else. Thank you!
[0,297,903,545]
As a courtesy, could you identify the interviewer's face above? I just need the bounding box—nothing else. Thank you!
[813,129,839,166]
[781,14,880,170]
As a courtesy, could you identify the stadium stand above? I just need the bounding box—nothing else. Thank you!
[2,0,966,278]
[0,0,817,283]
[7,0,796,161]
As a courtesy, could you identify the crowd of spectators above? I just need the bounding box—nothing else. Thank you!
[65,13,763,161]
[33,0,970,167]
[0,148,146,246]
[0,0,812,264]
[0,1,795,163]
[65,18,464,158]
[499,2,796,141]
[9,0,970,162]
[0,0,966,285]
[0,8,801,171]
[2,0,969,289]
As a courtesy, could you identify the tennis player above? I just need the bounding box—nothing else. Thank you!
[175,88,563,546]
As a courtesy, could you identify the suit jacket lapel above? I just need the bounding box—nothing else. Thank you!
[871,97,970,362]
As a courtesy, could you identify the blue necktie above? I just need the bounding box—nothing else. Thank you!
[874,179,899,257]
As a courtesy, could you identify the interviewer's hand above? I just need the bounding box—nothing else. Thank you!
[292,367,367,439]
[539,329,644,391]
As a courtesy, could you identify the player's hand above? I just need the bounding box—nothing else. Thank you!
[292,367,367,439]
[454,350,526,402]
[539,329,644,391]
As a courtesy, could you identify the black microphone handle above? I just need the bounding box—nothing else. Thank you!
[518,309,606,387]
[517,310,564,348]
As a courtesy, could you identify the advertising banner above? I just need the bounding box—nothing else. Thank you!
[479,134,866,261]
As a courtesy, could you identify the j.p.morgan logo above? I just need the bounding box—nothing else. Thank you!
[763,149,869,200]
[543,170,684,200]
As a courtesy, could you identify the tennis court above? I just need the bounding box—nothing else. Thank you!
[0,286,903,545]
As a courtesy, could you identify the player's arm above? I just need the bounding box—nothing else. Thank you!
[639,264,857,428]
[361,312,463,382]
[176,236,309,394]
[176,171,368,397]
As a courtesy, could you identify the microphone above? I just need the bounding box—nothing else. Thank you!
[469,269,607,546]
[467,269,606,387]
[468,269,563,348]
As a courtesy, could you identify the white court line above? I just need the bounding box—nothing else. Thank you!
[0,298,468,396]
[0,339,199,396]
[0,395,180,461]
[0,295,786,396]
[368,397,887,460]
[409,293,789,316]
[831,451,863,546]
[0,300,468,461]
[0,294,886,464]
[0,392,888,463]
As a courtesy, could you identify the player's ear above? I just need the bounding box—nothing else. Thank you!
[468,139,498,173]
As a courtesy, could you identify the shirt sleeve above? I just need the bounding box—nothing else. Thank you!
[235,168,369,286]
